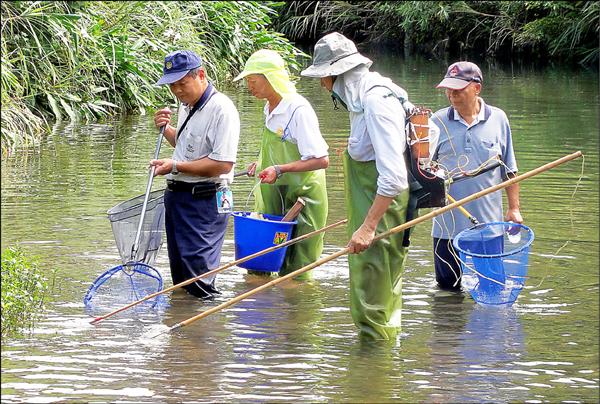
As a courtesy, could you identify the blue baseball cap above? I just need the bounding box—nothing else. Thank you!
[156,50,202,85]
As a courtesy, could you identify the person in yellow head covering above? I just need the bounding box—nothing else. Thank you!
[234,49,329,280]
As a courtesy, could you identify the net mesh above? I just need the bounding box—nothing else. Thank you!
[453,222,535,305]
[83,263,166,312]
[107,189,165,265]
[84,190,167,310]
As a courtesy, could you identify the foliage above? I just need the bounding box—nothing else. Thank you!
[1,246,52,338]
[274,1,599,65]
[1,1,305,156]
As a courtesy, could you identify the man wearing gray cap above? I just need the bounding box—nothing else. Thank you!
[301,32,418,340]
[152,50,240,299]
[431,61,522,290]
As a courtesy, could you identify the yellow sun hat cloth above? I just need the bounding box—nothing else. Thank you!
[234,49,297,98]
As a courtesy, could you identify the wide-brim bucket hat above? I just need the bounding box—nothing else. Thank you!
[301,32,372,78]
[234,49,296,97]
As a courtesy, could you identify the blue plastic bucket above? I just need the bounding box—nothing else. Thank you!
[232,212,297,272]
[453,222,535,305]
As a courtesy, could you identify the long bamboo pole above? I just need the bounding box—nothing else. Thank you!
[90,218,347,324]
[162,151,582,335]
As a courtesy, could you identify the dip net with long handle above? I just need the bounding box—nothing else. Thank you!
[85,127,168,313]
[84,190,166,311]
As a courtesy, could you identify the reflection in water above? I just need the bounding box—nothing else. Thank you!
[458,305,527,402]
[427,292,528,402]
[338,339,399,402]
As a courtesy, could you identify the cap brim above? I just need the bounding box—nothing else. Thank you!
[300,64,330,78]
[301,54,373,78]
[156,70,189,85]
[436,77,470,90]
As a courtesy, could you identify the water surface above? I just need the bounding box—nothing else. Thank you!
[1,55,598,402]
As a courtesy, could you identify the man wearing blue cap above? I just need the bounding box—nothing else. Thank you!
[152,50,240,299]
[431,61,522,290]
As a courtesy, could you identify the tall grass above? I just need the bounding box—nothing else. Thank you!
[1,1,305,156]
[274,1,599,65]
[1,246,53,338]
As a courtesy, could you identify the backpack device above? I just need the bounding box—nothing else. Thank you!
[400,101,448,247]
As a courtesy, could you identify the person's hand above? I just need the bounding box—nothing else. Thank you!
[247,162,257,177]
[347,224,375,254]
[258,166,278,184]
[505,208,523,224]
[154,108,172,130]
[505,208,523,234]
[149,158,173,176]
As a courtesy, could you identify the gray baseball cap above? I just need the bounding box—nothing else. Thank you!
[436,61,483,90]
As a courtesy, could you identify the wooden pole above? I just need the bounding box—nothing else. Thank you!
[91,218,347,324]
[164,151,583,334]
[281,197,306,222]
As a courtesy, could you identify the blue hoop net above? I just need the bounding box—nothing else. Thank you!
[453,222,535,305]
[84,190,167,311]
[83,263,165,310]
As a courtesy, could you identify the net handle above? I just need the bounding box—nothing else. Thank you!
[131,126,165,261]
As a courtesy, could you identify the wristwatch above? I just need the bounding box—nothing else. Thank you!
[171,160,179,175]
[274,165,283,179]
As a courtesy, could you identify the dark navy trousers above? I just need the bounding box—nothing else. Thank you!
[433,236,504,290]
[433,238,463,290]
[164,188,229,299]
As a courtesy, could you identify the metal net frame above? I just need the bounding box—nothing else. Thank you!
[84,190,166,309]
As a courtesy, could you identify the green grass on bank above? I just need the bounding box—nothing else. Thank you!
[1,246,54,338]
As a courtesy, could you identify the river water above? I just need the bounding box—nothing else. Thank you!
[1,55,598,402]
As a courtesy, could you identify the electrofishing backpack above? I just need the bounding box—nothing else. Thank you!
[368,85,447,212]
[340,84,448,246]
[372,84,448,246]
[401,103,448,246]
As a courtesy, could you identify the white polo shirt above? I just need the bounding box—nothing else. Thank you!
[169,91,240,184]
[263,93,328,160]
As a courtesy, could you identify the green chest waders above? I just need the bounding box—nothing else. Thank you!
[255,127,328,280]
[343,151,409,340]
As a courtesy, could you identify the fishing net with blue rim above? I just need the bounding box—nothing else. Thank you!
[84,189,168,313]
[453,222,535,305]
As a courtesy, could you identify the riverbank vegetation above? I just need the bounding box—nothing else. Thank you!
[1,246,53,338]
[3,1,597,156]
[274,1,599,66]
[1,1,303,156]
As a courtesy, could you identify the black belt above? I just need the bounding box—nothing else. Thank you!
[166,180,218,199]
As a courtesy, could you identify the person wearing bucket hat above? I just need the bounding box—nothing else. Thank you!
[234,49,329,280]
[301,32,421,340]
[430,61,522,290]
[151,50,240,299]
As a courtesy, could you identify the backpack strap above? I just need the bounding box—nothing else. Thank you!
[402,146,422,247]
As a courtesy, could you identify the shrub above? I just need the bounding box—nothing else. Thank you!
[1,246,52,338]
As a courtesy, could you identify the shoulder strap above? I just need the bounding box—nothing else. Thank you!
[364,84,414,116]
[281,105,305,141]
[176,83,217,140]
